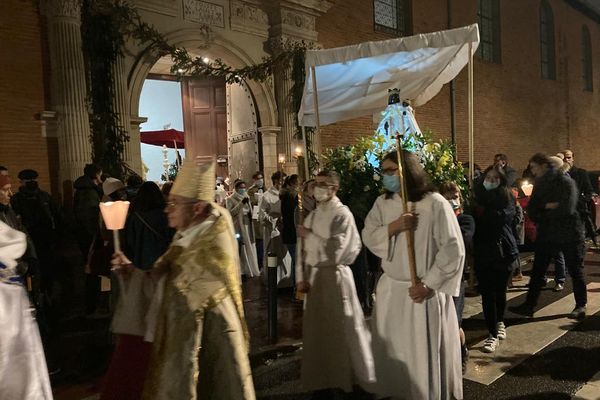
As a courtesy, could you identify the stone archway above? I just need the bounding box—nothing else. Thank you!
[126,29,279,179]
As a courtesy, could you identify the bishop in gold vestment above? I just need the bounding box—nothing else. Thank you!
[131,158,255,400]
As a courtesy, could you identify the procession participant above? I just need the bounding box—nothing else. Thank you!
[510,153,587,320]
[296,170,375,397]
[113,157,255,400]
[248,171,265,269]
[363,150,465,400]
[0,220,53,400]
[439,181,474,371]
[259,171,292,286]
[226,180,260,278]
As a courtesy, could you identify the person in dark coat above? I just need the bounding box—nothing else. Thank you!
[494,153,518,188]
[439,181,475,371]
[473,165,519,353]
[11,169,59,294]
[280,174,299,287]
[510,153,587,320]
[563,149,597,245]
[73,163,103,315]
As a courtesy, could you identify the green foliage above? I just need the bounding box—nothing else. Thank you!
[322,140,383,225]
[81,0,132,179]
[322,128,467,223]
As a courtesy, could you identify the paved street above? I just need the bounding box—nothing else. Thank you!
[52,249,600,400]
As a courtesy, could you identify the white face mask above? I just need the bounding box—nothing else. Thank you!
[449,199,461,210]
[313,187,331,202]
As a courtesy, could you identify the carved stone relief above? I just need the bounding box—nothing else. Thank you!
[230,0,269,38]
[183,0,225,27]
[132,0,178,17]
[45,0,80,19]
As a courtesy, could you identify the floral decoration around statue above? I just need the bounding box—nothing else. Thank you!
[322,128,467,224]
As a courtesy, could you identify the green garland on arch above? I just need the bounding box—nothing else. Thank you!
[82,0,316,177]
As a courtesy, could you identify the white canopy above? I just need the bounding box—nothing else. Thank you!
[298,24,480,127]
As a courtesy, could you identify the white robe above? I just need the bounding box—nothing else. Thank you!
[0,221,53,400]
[227,192,260,277]
[362,192,464,400]
[258,187,293,287]
[298,197,375,392]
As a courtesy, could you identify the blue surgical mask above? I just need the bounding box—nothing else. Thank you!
[236,188,247,196]
[382,174,401,193]
[483,181,500,191]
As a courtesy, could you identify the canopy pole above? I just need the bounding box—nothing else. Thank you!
[311,66,322,167]
[468,43,474,186]
[301,126,310,179]
[396,112,418,287]
[467,42,477,293]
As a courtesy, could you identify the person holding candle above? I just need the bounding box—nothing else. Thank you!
[113,157,255,400]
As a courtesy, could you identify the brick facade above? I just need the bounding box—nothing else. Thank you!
[0,2,55,195]
[316,0,600,174]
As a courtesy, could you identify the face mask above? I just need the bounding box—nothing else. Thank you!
[313,187,331,202]
[449,199,461,210]
[483,180,500,191]
[382,174,401,193]
[256,179,264,188]
[236,188,247,196]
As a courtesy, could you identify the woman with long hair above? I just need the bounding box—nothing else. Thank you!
[472,165,518,353]
[363,150,465,399]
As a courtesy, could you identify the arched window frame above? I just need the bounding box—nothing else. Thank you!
[540,0,556,80]
[582,25,593,92]
[477,0,501,63]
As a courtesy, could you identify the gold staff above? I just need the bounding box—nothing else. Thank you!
[390,91,418,286]
[296,191,306,301]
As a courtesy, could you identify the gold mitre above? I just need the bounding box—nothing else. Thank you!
[170,156,216,202]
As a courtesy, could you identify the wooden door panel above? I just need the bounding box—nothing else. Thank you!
[181,78,226,162]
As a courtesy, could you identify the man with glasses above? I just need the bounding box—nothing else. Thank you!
[112,157,255,400]
[296,170,374,398]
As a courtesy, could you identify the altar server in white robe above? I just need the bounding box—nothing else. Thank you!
[363,151,465,400]
[227,180,260,277]
[297,170,375,395]
[0,220,53,400]
[259,171,292,286]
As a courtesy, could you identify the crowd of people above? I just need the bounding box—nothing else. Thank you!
[0,146,597,400]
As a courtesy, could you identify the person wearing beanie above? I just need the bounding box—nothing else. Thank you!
[113,157,255,400]
[102,177,126,202]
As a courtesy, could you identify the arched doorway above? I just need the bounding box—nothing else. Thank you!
[128,30,278,184]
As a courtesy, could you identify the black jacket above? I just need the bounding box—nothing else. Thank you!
[73,176,103,238]
[279,187,298,245]
[124,209,173,271]
[473,186,518,267]
[528,168,584,243]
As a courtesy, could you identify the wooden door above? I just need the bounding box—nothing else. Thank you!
[181,78,228,178]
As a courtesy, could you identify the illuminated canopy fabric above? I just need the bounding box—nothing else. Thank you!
[298,24,480,127]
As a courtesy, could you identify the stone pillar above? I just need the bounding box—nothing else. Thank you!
[271,48,297,172]
[130,116,148,177]
[112,55,142,175]
[45,0,92,197]
[258,126,281,182]
[267,1,333,175]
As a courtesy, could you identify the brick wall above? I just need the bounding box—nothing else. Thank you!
[0,1,53,194]
[316,0,600,174]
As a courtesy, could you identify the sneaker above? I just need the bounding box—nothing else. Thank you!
[509,302,534,317]
[497,322,507,340]
[569,306,586,320]
[553,282,564,292]
[482,335,499,353]
[512,272,524,282]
